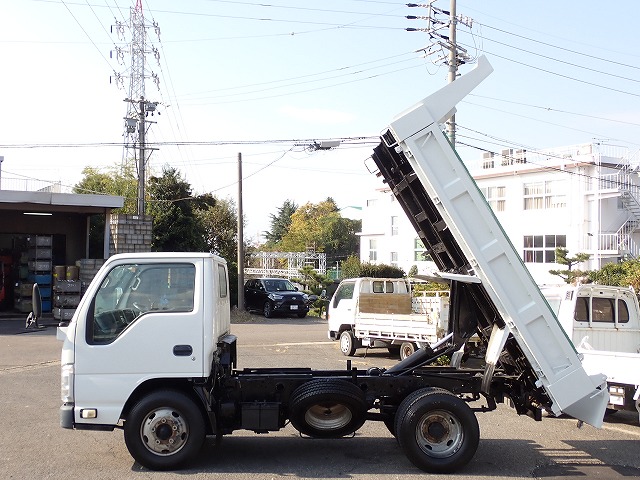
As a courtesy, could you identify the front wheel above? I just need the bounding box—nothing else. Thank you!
[124,390,205,470]
[339,330,357,356]
[263,301,274,318]
[394,388,479,473]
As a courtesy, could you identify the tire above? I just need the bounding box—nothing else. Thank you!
[263,301,274,318]
[394,388,479,473]
[288,379,367,438]
[399,342,416,360]
[124,390,206,471]
[339,330,357,356]
[296,312,307,318]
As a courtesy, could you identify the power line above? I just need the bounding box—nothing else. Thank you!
[477,22,640,72]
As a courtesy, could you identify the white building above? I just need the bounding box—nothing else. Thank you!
[359,142,640,285]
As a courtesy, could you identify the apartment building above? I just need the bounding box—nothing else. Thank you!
[359,142,640,285]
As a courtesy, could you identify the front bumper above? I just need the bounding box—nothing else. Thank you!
[273,303,309,314]
[60,404,74,429]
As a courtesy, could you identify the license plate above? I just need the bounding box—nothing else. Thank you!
[290,305,298,310]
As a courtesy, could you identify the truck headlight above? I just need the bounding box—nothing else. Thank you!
[61,364,74,403]
[268,293,284,301]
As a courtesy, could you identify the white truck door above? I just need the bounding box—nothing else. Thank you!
[328,280,357,332]
[73,260,205,424]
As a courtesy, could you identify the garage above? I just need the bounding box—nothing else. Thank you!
[0,189,124,315]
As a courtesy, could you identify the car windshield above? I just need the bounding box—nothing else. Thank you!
[263,279,296,292]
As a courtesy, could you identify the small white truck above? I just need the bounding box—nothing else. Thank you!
[541,284,640,421]
[58,57,608,473]
[327,277,449,359]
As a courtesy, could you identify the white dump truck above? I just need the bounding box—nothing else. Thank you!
[58,56,608,473]
[542,284,640,421]
[327,276,448,359]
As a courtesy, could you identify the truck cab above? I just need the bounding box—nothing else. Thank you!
[59,252,231,430]
[327,277,412,340]
[541,284,640,354]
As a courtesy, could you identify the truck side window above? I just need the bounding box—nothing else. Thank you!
[88,263,196,345]
[617,299,630,323]
[575,297,589,322]
[592,298,614,323]
[373,281,384,293]
[218,264,228,298]
[333,282,355,307]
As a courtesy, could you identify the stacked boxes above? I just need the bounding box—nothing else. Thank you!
[52,259,106,321]
[27,235,53,312]
[110,214,153,254]
[53,266,82,321]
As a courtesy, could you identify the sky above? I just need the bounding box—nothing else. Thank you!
[1,0,640,243]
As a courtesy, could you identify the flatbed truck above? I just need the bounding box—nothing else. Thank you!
[58,56,608,473]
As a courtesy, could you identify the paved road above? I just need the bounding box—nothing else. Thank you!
[1,314,639,479]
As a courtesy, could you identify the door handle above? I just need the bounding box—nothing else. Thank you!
[173,345,193,356]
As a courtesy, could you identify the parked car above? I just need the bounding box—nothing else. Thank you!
[244,278,310,318]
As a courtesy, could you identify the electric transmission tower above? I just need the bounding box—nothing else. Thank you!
[407,0,474,147]
[110,0,161,215]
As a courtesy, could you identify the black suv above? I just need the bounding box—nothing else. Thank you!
[244,278,309,318]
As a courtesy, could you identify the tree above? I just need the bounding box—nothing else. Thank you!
[274,198,360,262]
[338,255,405,279]
[359,262,405,278]
[264,199,297,247]
[198,196,246,307]
[588,259,640,290]
[341,255,362,279]
[408,265,418,277]
[549,247,590,284]
[73,162,138,257]
[146,166,213,252]
[73,162,138,213]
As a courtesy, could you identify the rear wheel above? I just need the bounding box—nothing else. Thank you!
[124,390,205,470]
[339,330,357,356]
[288,379,367,438]
[394,388,479,473]
[296,312,307,318]
[400,342,416,360]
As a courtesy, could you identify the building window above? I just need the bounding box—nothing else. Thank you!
[391,216,398,236]
[414,238,429,261]
[523,234,566,263]
[369,239,377,261]
[390,251,398,265]
[524,180,567,210]
[481,186,506,212]
[366,199,377,207]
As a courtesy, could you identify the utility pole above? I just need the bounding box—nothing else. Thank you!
[237,153,245,311]
[407,0,473,148]
[446,0,457,147]
[137,98,146,216]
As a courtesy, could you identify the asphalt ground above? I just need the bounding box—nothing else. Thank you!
[1,311,639,480]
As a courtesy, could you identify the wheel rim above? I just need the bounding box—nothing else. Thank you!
[304,402,353,431]
[401,344,414,359]
[415,409,464,458]
[140,407,189,456]
[264,302,271,316]
[340,334,351,353]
